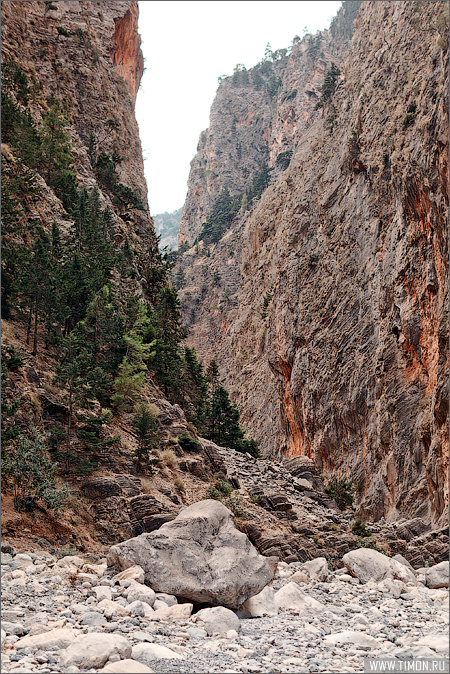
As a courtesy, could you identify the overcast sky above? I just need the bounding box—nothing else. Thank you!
[135,1,342,216]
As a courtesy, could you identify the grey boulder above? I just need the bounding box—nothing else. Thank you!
[425,561,449,589]
[343,548,417,584]
[107,499,274,608]
[195,606,241,635]
[59,633,131,669]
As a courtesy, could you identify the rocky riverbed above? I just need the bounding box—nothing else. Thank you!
[1,543,448,674]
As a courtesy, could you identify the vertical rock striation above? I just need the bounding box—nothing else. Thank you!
[176,1,448,526]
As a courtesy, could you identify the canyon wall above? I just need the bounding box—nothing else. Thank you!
[1,0,150,235]
[176,1,449,526]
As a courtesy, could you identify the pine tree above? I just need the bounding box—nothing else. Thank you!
[39,98,77,212]
[181,347,208,431]
[111,305,154,411]
[206,385,242,448]
[54,331,94,452]
[149,286,188,401]
[131,404,162,470]
[20,227,53,356]
[206,359,220,393]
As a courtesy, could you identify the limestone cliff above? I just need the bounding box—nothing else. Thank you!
[176,1,449,527]
[1,0,149,234]
[175,19,345,370]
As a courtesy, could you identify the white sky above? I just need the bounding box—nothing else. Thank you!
[135,1,343,215]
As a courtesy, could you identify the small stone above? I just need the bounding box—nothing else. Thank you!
[97,599,132,619]
[125,582,156,608]
[1,622,25,636]
[150,603,192,620]
[155,593,177,607]
[80,611,107,626]
[94,586,112,601]
[186,627,207,639]
[241,586,278,617]
[127,601,147,617]
[111,566,145,585]
[59,633,131,669]
[426,562,449,589]
[324,631,381,649]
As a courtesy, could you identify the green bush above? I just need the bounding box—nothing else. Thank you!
[2,429,69,512]
[178,432,199,452]
[1,345,23,371]
[203,481,245,518]
[205,479,233,499]
[307,253,320,267]
[325,477,354,510]
[276,150,293,169]
[401,112,415,129]
[352,518,372,537]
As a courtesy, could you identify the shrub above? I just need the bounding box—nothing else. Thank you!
[177,432,199,452]
[204,479,233,500]
[204,481,245,518]
[1,345,23,371]
[2,429,69,512]
[307,253,320,267]
[162,449,178,470]
[315,63,341,110]
[276,150,293,170]
[352,518,372,537]
[261,284,274,319]
[325,477,354,510]
[173,477,185,492]
[223,494,245,518]
[55,544,79,559]
[401,112,415,129]
[56,26,70,36]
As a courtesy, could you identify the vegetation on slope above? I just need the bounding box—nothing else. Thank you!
[1,59,259,515]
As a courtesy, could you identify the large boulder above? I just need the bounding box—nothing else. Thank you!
[425,561,449,589]
[301,557,329,582]
[343,548,417,584]
[107,500,274,608]
[15,628,78,651]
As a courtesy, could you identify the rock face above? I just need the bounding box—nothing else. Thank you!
[106,499,275,608]
[176,1,449,527]
[1,0,151,236]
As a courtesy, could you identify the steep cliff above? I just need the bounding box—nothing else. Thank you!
[1,0,148,233]
[177,1,449,527]
[175,18,347,370]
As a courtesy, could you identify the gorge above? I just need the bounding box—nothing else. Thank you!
[1,2,448,672]
[0,0,448,657]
